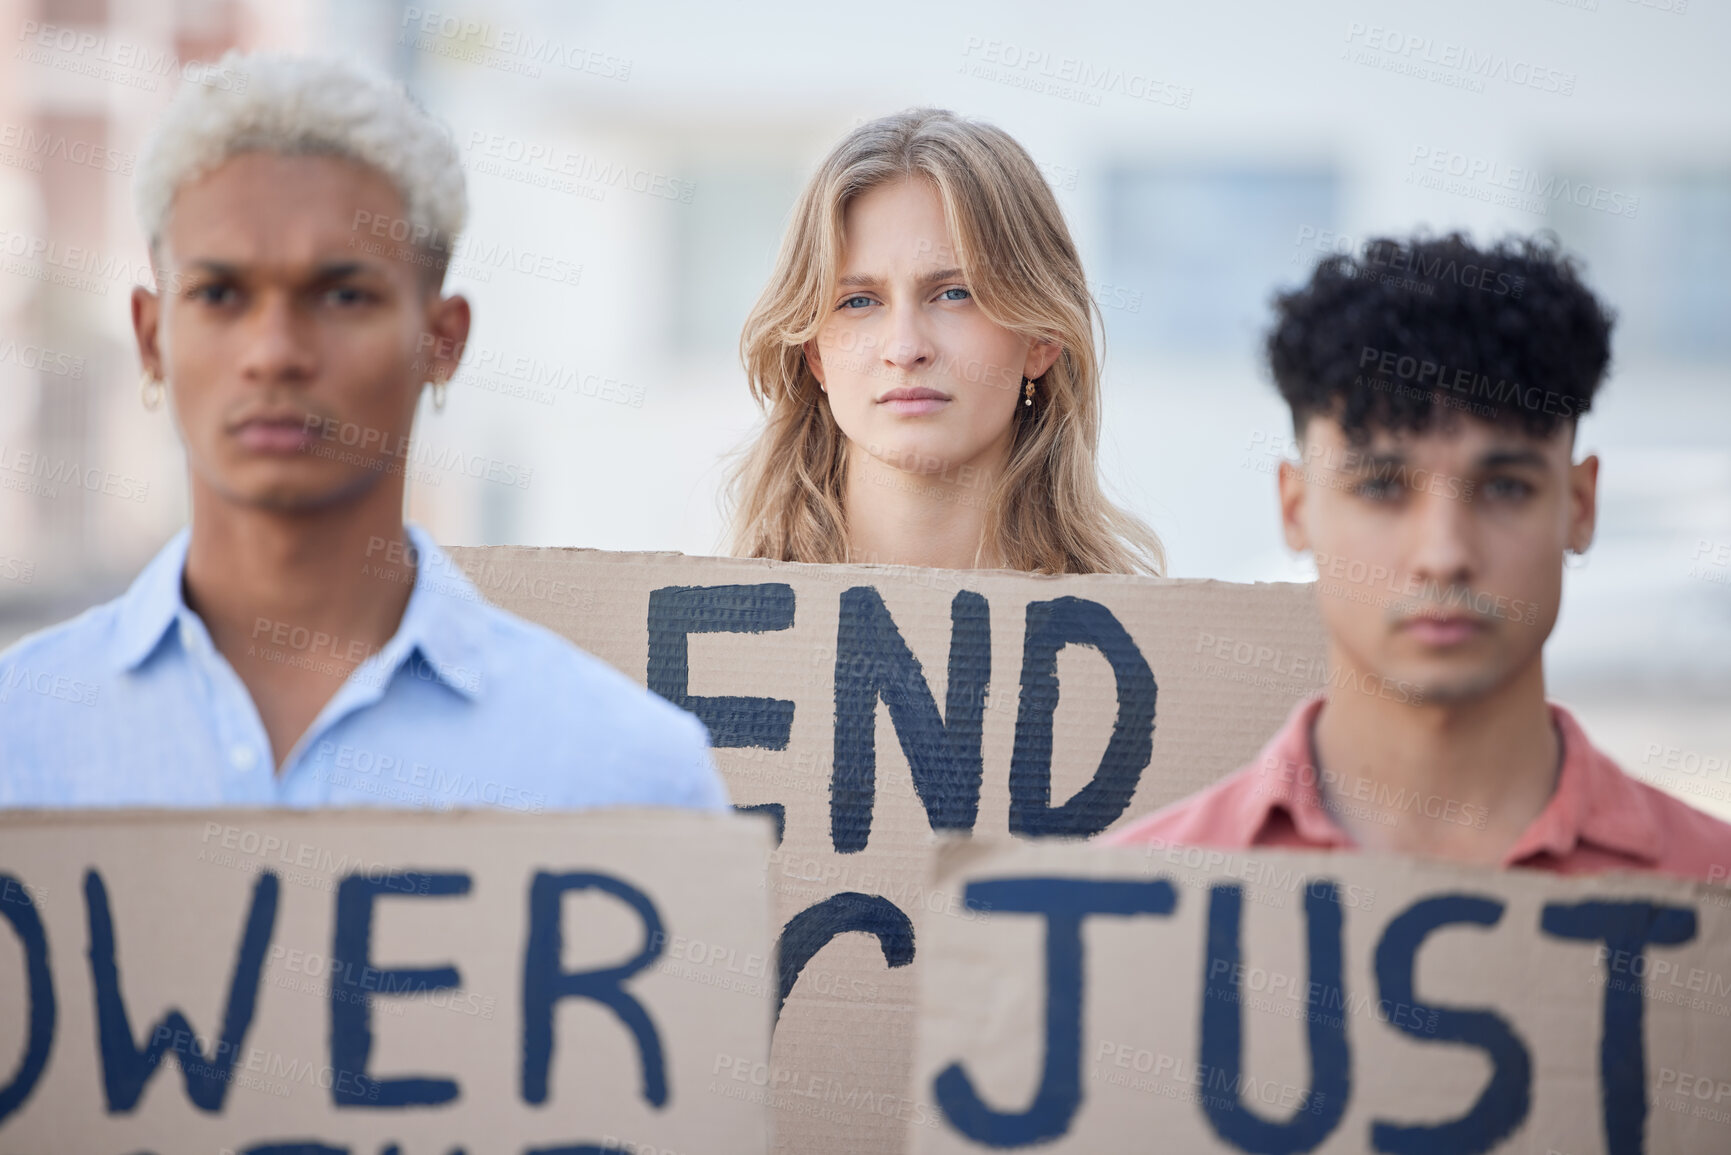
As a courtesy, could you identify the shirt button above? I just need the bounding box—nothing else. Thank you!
[179,622,196,649]
[229,745,258,771]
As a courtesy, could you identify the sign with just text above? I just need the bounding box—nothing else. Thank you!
[912,839,1731,1154]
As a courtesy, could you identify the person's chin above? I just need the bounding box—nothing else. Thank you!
[866,430,960,472]
[221,465,374,514]
[1384,653,1510,707]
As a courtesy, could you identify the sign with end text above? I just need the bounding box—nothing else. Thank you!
[452,545,1329,1154]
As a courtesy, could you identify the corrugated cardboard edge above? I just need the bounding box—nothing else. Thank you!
[448,543,1315,597]
[0,807,778,852]
[927,834,1731,903]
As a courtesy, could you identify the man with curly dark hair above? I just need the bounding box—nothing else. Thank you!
[1112,232,1731,880]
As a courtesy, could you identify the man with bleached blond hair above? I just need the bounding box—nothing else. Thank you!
[0,53,728,813]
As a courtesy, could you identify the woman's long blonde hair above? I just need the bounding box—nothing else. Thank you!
[726,108,1164,576]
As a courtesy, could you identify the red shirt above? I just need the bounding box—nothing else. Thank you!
[1107,696,1731,882]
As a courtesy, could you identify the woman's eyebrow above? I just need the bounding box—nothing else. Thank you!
[835,266,966,291]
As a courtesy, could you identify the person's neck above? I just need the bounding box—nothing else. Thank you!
[184,485,413,647]
[842,442,1007,570]
[1310,651,1560,866]
[182,481,416,769]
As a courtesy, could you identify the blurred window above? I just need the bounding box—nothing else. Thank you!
[673,165,801,355]
[1101,167,1339,352]
[1552,170,1731,361]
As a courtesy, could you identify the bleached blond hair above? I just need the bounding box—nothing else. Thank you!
[134,51,465,279]
[727,108,1165,576]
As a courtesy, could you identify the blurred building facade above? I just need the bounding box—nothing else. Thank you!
[2,0,1727,810]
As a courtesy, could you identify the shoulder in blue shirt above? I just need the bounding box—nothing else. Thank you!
[0,525,730,813]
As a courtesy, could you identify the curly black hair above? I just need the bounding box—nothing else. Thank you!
[1267,232,1614,443]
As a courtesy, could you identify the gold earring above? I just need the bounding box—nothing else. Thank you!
[1023,376,1035,407]
[430,377,447,413]
[140,370,165,410]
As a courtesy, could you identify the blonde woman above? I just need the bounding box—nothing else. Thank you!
[727,109,1163,575]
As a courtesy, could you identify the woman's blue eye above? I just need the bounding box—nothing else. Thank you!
[939,286,971,301]
[840,295,875,309]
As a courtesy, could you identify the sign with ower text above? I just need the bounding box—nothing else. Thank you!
[0,808,773,1153]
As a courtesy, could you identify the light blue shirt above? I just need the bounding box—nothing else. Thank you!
[0,524,730,812]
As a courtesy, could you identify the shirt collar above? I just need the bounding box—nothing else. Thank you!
[109,523,487,702]
[1239,696,1356,849]
[1504,703,1664,868]
[110,526,192,673]
[369,524,488,701]
[1239,694,1665,868]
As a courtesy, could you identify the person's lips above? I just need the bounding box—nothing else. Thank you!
[231,411,317,454]
[1399,612,1488,647]
[877,385,951,417]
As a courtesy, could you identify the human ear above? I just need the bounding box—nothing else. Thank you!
[131,284,164,381]
[1278,432,1312,554]
[804,339,827,391]
[1022,336,1061,382]
[1566,452,1599,554]
[423,292,472,387]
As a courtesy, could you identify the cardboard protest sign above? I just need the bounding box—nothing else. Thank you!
[911,839,1731,1154]
[450,545,1329,1153]
[0,808,773,1153]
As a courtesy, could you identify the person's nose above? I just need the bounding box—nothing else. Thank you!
[1404,484,1478,595]
[880,299,935,375]
[235,291,317,388]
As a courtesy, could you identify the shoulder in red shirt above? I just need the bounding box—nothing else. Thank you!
[1106,696,1731,883]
